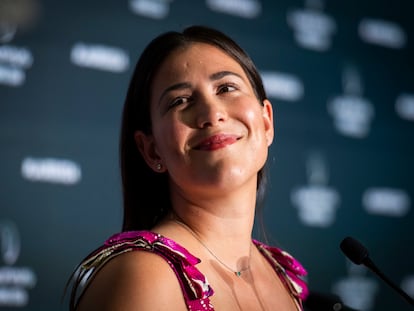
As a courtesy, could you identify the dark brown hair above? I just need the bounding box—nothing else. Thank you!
[120,25,269,231]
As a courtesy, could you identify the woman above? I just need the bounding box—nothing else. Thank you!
[68,25,308,310]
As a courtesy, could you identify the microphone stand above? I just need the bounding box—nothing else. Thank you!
[340,236,414,307]
[363,257,414,306]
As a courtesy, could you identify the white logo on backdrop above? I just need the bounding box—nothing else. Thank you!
[362,187,411,217]
[287,0,336,52]
[0,45,33,87]
[359,18,406,49]
[261,71,304,102]
[206,0,262,19]
[0,220,37,307]
[401,275,414,299]
[129,0,173,19]
[332,261,378,311]
[328,65,374,138]
[70,43,129,73]
[21,157,82,185]
[291,151,340,227]
[395,93,414,121]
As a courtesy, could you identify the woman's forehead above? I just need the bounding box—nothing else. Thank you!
[153,43,245,83]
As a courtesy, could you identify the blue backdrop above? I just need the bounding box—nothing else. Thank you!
[1,0,413,310]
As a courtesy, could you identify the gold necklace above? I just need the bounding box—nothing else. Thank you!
[173,219,252,277]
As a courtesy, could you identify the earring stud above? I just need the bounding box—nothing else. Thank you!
[156,163,162,170]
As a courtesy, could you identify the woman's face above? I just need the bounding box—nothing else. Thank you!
[135,43,274,197]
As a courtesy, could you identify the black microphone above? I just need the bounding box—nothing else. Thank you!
[340,236,414,306]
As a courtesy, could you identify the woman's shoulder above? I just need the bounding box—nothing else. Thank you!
[76,247,185,310]
[70,230,213,311]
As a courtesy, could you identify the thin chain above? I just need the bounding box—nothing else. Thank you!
[173,219,252,277]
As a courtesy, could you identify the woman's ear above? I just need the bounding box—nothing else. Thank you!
[262,99,274,146]
[134,131,166,172]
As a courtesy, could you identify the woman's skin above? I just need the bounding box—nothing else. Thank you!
[76,43,298,311]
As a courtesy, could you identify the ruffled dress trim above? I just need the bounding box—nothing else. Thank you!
[71,231,308,311]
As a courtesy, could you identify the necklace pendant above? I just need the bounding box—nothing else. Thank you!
[235,271,242,277]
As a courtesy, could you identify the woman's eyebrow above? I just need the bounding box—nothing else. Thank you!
[209,70,243,81]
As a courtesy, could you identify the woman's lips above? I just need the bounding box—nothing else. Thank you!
[194,134,239,151]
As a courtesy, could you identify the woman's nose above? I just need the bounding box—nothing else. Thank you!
[195,96,228,128]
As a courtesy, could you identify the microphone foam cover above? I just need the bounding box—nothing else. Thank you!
[340,236,369,265]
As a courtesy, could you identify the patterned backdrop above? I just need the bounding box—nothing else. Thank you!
[1,0,413,310]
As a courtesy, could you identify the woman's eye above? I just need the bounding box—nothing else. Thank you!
[217,84,237,94]
[169,97,189,108]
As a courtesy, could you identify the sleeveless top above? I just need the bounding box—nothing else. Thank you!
[71,230,308,311]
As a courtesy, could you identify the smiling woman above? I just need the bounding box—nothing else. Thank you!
[138,42,273,195]
[66,25,308,311]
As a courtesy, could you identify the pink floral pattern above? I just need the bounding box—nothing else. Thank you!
[72,231,308,310]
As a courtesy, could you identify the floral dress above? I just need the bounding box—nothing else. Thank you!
[70,231,308,311]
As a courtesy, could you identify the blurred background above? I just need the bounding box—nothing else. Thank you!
[1,0,413,310]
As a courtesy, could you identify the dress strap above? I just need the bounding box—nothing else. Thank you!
[253,240,308,310]
[71,230,214,311]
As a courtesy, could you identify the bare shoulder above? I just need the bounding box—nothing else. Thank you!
[76,250,187,311]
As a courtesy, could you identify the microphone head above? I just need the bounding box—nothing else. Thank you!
[340,236,369,265]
